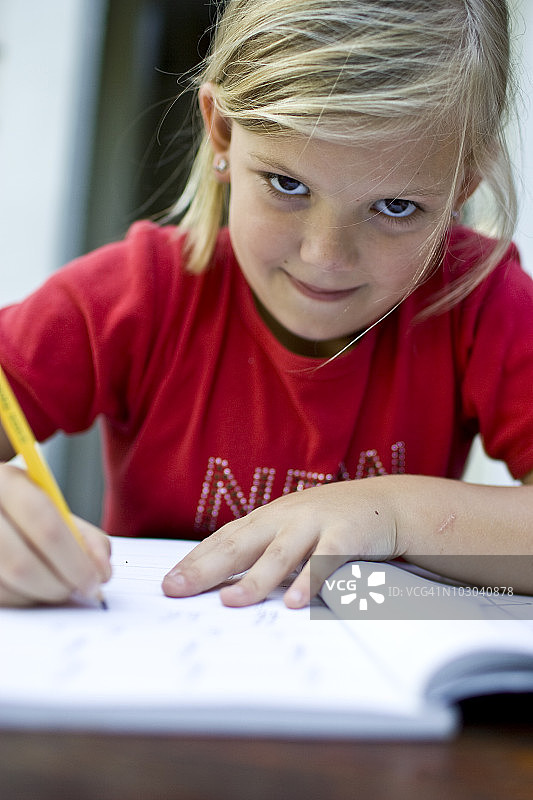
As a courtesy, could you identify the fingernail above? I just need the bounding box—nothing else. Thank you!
[164,570,186,588]
[71,586,101,608]
[82,580,99,598]
[286,588,304,607]
[223,584,244,598]
[220,584,248,606]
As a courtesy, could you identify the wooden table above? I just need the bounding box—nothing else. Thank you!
[0,695,532,800]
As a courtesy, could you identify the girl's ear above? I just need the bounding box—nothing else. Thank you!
[455,170,482,209]
[199,83,232,182]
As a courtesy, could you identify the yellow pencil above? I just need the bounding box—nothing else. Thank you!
[0,365,107,609]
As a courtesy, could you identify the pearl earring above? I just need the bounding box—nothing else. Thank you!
[214,157,229,173]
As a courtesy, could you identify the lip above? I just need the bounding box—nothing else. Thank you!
[286,273,360,302]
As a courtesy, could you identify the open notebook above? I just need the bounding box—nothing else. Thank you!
[1,536,533,739]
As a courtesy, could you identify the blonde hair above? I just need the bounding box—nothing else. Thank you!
[172,0,517,314]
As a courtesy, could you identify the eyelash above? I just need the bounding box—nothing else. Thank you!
[373,202,422,228]
[372,199,421,227]
[261,172,423,225]
[263,173,309,200]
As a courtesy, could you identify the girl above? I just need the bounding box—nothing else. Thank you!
[1,0,533,608]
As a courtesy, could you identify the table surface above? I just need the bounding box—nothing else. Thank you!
[1,695,532,800]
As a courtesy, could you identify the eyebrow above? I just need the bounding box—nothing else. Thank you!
[247,151,450,199]
[248,152,308,184]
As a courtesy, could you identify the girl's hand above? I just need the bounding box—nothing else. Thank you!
[0,464,111,607]
[163,479,403,608]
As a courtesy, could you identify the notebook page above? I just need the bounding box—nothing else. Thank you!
[320,561,533,703]
[0,537,432,732]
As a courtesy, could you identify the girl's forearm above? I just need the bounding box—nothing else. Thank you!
[389,474,533,593]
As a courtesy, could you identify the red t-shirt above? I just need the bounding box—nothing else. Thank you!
[1,222,533,538]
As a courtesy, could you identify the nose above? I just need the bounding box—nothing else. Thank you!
[299,217,356,272]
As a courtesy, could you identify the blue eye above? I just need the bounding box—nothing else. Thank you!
[268,173,309,196]
[374,198,418,218]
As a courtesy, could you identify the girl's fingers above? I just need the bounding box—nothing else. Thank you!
[284,552,350,608]
[0,577,37,607]
[218,524,318,607]
[162,515,275,597]
[0,466,109,603]
[0,512,83,603]
[164,488,324,600]
[212,526,346,608]
[74,516,112,583]
[164,482,399,608]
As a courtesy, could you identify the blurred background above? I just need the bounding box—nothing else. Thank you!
[0,0,532,524]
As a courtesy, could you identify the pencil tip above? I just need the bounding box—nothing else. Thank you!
[100,598,109,610]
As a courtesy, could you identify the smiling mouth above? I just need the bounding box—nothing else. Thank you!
[286,273,360,302]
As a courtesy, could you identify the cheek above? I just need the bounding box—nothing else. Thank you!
[368,238,430,290]
[229,199,294,266]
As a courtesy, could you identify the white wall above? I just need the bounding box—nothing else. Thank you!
[0,0,107,483]
[513,0,533,270]
[0,0,107,307]
[463,0,533,485]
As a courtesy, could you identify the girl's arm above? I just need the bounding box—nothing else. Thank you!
[0,422,111,607]
[163,474,533,607]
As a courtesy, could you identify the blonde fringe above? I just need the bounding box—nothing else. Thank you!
[166,0,518,317]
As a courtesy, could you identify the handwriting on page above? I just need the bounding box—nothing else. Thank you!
[0,539,404,718]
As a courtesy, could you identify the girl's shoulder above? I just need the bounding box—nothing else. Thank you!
[435,226,533,357]
[120,220,235,282]
[70,220,234,279]
[57,221,237,312]
[432,224,531,312]
[444,225,523,286]
[405,226,533,354]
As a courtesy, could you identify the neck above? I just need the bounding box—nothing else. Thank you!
[253,295,360,359]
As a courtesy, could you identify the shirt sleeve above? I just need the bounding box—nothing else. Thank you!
[0,222,176,442]
[458,249,533,480]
